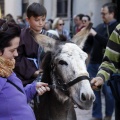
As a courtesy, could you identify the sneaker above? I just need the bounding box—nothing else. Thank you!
[104,116,112,120]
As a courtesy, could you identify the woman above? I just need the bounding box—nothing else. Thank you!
[0,19,50,120]
[52,17,71,41]
[82,15,91,27]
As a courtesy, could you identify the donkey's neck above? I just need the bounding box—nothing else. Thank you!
[49,91,76,120]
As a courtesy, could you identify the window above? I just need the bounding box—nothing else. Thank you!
[0,0,4,17]
[57,0,68,17]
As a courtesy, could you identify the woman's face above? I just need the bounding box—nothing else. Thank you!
[57,19,64,31]
[0,37,20,60]
[82,17,90,27]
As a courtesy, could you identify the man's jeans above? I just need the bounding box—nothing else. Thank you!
[87,63,114,119]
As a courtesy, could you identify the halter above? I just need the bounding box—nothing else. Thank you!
[54,76,90,92]
[49,57,90,95]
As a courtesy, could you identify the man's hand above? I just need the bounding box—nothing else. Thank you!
[89,28,97,36]
[91,77,104,90]
[36,82,50,95]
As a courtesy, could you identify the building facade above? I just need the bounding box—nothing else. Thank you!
[0,0,119,31]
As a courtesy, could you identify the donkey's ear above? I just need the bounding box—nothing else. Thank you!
[71,23,93,49]
[30,30,56,52]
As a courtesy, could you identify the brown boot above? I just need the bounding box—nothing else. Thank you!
[104,116,112,120]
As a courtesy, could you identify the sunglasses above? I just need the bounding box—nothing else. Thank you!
[58,23,64,26]
[82,20,88,23]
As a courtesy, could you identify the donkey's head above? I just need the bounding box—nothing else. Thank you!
[30,24,95,110]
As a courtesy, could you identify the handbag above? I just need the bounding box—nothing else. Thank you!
[107,74,120,101]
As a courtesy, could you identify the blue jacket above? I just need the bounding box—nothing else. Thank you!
[0,72,37,120]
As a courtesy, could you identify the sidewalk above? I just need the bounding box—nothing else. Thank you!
[75,93,115,120]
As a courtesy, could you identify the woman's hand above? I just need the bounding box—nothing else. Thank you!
[91,77,104,90]
[36,82,50,95]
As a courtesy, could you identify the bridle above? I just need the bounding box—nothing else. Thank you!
[49,58,90,95]
[51,76,90,92]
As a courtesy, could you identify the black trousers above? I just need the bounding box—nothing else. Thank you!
[115,101,120,120]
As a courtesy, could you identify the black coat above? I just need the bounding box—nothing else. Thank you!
[14,28,58,85]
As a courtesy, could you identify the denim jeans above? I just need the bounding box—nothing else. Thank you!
[87,63,115,119]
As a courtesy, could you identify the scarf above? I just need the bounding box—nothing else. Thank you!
[0,57,15,77]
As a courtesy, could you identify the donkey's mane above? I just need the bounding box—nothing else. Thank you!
[41,52,52,84]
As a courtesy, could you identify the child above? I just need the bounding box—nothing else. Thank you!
[14,3,58,86]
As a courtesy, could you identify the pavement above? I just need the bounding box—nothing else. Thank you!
[75,93,115,120]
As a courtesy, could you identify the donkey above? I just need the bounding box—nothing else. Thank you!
[31,24,95,120]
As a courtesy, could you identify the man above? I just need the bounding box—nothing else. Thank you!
[86,3,118,120]
[75,14,84,34]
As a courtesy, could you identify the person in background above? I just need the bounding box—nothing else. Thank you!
[47,18,53,30]
[82,15,93,66]
[72,14,78,35]
[48,18,53,26]
[16,16,25,29]
[75,13,84,34]
[0,19,50,120]
[87,3,118,120]
[43,21,52,31]
[5,13,16,24]
[52,17,71,41]
[23,12,30,28]
[82,15,91,27]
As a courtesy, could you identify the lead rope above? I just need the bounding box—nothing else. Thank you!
[34,45,43,106]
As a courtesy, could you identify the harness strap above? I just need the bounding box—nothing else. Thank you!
[63,76,90,90]
[48,76,90,92]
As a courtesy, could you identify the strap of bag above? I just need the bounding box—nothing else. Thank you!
[7,80,24,94]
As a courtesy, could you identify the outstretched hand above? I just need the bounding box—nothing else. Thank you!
[91,77,104,90]
[36,82,50,95]
[89,28,97,36]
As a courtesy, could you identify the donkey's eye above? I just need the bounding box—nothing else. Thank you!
[58,60,68,65]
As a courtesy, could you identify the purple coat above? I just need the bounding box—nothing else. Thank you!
[0,72,37,120]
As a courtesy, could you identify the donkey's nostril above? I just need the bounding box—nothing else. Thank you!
[81,93,86,101]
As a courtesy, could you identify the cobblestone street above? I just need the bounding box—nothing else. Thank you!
[75,94,115,120]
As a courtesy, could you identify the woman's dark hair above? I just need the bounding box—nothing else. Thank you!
[27,2,47,18]
[0,19,21,54]
[84,15,91,21]
[77,14,84,20]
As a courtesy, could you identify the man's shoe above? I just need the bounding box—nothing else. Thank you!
[104,116,112,120]
[90,117,102,120]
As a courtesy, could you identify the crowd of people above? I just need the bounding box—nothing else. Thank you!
[0,1,120,120]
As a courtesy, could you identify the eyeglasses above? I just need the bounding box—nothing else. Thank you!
[58,23,64,26]
[101,12,109,16]
[0,22,8,31]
